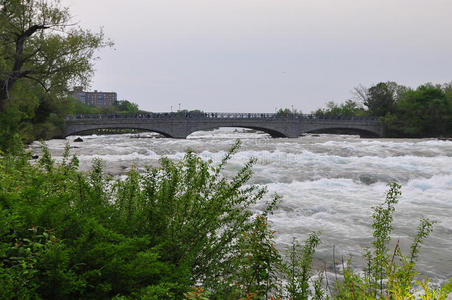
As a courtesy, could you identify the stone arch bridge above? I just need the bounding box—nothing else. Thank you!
[64,113,385,138]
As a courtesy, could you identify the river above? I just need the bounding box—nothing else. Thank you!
[31,128,452,285]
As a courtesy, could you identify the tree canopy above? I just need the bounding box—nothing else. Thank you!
[314,81,452,138]
[0,0,109,110]
[314,99,366,117]
[0,0,110,149]
[114,100,139,113]
[363,82,407,117]
[384,83,452,137]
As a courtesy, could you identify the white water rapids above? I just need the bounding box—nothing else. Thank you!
[31,128,452,285]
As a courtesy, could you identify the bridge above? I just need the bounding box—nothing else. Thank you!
[64,112,385,138]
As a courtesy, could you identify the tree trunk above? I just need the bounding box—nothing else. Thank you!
[0,82,8,113]
[0,24,46,113]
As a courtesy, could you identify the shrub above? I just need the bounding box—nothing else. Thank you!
[334,183,448,299]
[0,140,281,298]
[0,142,447,299]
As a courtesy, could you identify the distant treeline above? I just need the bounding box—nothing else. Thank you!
[311,82,452,138]
[1,93,142,148]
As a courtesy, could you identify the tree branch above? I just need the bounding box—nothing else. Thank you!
[17,24,49,40]
[23,74,50,93]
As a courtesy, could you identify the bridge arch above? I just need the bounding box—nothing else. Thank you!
[185,125,290,138]
[303,126,383,138]
[64,124,176,138]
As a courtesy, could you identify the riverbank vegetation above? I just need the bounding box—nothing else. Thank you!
[314,81,452,138]
[0,141,450,299]
[1,93,142,149]
[0,0,143,150]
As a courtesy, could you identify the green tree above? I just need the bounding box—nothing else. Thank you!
[385,83,452,137]
[0,0,109,110]
[363,82,406,117]
[0,0,110,149]
[314,100,365,117]
[276,108,293,116]
[114,100,139,113]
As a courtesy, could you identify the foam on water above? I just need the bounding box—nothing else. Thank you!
[33,128,452,283]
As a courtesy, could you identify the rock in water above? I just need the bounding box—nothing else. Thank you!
[74,137,84,142]
[359,174,378,185]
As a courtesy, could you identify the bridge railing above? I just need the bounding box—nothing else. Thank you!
[66,113,380,122]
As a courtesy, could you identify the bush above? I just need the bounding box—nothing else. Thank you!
[0,142,447,299]
[0,141,281,299]
[334,183,448,299]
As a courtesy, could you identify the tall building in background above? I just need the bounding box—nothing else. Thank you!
[72,87,117,107]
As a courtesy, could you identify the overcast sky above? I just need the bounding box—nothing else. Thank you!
[63,0,452,113]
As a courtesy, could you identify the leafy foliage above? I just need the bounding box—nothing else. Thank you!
[0,0,112,149]
[314,100,366,117]
[384,83,452,137]
[0,141,280,299]
[0,0,109,106]
[314,81,452,137]
[283,234,321,300]
[363,82,406,117]
[0,142,448,299]
[276,108,302,116]
[334,183,447,299]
